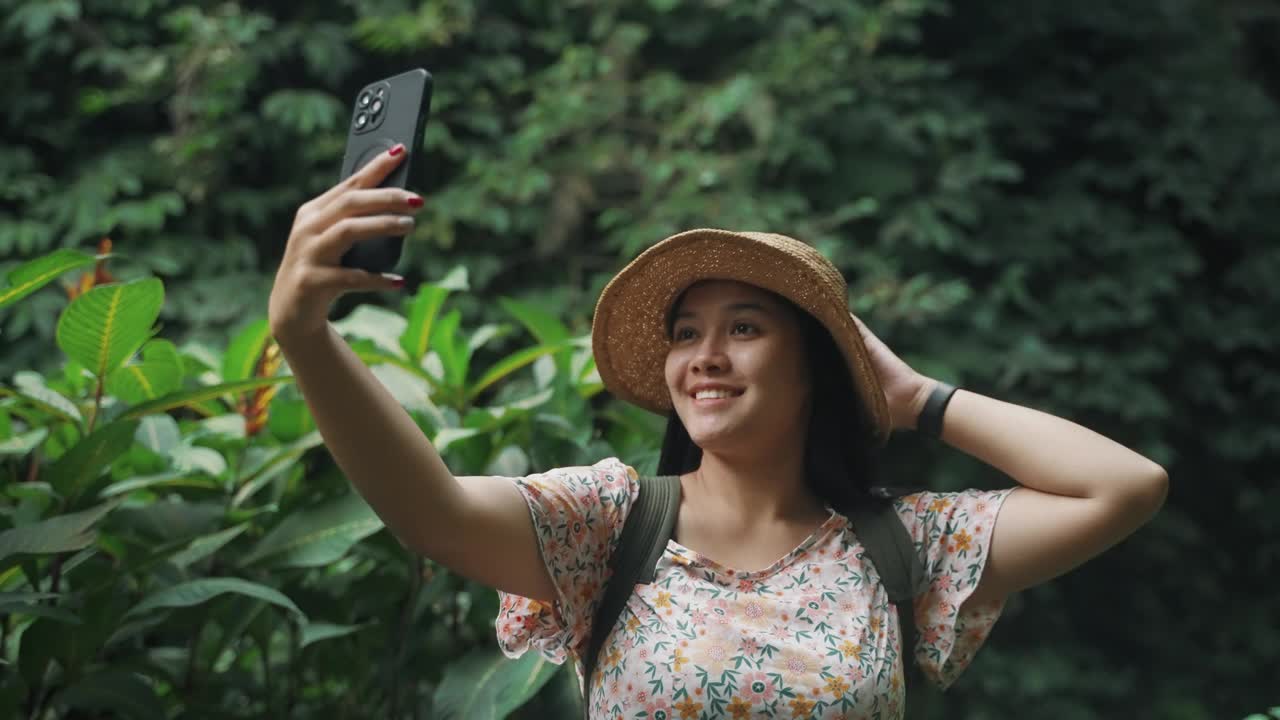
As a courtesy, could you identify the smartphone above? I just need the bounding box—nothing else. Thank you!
[337,68,433,274]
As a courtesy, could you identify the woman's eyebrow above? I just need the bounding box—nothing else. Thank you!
[674,302,771,320]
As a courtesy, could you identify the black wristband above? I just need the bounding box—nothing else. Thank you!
[917,382,958,439]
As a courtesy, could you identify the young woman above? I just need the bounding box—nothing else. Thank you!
[269,145,1168,718]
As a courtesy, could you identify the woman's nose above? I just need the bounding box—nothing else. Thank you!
[690,335,729,373]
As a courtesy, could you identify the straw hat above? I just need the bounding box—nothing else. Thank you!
[591,228,891,444]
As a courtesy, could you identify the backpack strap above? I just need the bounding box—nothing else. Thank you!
[581,474,680,713]
[848,498,930,690]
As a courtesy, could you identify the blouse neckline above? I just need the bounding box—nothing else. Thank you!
[664,508,847,583]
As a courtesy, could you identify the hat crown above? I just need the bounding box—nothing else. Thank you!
[733,231,847,295]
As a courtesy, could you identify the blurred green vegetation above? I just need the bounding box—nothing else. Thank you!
[2,0,1277,717]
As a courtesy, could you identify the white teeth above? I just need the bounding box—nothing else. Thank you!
[694,389,741,400]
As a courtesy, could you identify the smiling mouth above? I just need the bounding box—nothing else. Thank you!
[696,389,747,399]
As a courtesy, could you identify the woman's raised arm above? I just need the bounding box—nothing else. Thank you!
[268,146,556,602]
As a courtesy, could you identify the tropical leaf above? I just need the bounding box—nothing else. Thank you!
[5,371,83,424]
[497,297,569,345]
[221,317,272,382]
[43,418,140,502]
[0,499,120,562]
[468,341,569,400]
[240,491,383,568]
[332,304,407,357]
[98,470,218,498]
[430,308,468,389]
[401,282,450,363]
[105,338,184,403]
[299,621,367,648]
[0,248,98,310]
[230,430,323,508]
[125,577,305,620]
[134,414,180,455]
[168,524,249,568]
[432,647,559,720]
[0,426,49,456]
[120,376,292,420]
[55,278,164,380]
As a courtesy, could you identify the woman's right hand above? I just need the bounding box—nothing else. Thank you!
[268,143,424,345]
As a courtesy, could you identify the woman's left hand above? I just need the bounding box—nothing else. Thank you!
[850,312,937,431]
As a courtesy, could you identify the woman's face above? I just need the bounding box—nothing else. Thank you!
[664,279,812,456]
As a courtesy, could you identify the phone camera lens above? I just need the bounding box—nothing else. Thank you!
[355,112,368,128]
[370,98,383,115]
[358,92,372,107]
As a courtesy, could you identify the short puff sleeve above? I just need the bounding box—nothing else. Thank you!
[494,457,640,665]
[893,487,1015,689]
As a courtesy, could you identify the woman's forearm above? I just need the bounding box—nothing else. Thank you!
[274,322,466,554]
[936,385,1168,504]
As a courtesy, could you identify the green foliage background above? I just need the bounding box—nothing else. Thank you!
[2,0,1278,717]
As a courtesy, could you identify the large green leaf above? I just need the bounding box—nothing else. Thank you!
[430,308,469,389]
[0,248,98,310]
[400,279,453,363]
[332,304,407,357]
[230,431,323,508]
[468,341,570,401]
[240,491,383,568]
[134,414,180,455]
[56,277,164,380]
[43,418,140,502]
[120,376,292,420]
[0,499,120,562]
[98,470,218,498]
[299,621,367,648]
[0,426,49,456]
[125,577,305,620]
[4,371,84,424]
[104,338,184,403]
[53,669,165,720]
[497,297,569,346]
[221,316,272,382]
[168,523,249,568]
[432,647,560,720]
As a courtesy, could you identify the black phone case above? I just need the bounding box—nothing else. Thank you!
[337,68,433,274]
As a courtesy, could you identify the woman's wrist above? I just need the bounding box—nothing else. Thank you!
[916,381,959,439]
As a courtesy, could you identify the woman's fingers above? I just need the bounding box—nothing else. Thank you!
[295,186,421,239]
[346,143,408,190]
[304,265,405,294]
[323,143,407,200]
[312,213,416,263]
[268,143,416,342]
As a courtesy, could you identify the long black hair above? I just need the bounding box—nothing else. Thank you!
[656,287,887,513]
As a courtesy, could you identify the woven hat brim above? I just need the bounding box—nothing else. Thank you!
[591,228,891,444]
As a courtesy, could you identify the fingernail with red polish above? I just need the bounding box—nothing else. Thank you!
[389,144,404,157]
[407,195,424,208]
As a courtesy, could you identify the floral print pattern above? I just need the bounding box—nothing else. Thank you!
[496,457,1014,719]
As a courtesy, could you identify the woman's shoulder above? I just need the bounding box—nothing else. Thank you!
[513,456,641,510]
[528,456,638,485]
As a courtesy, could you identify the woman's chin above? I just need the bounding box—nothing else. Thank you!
[685,419,752,452]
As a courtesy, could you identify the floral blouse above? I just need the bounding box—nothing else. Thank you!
[495,457,1014,719]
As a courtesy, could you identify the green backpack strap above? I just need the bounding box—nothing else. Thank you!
[581,474,681,714]
[848,498,930,690]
